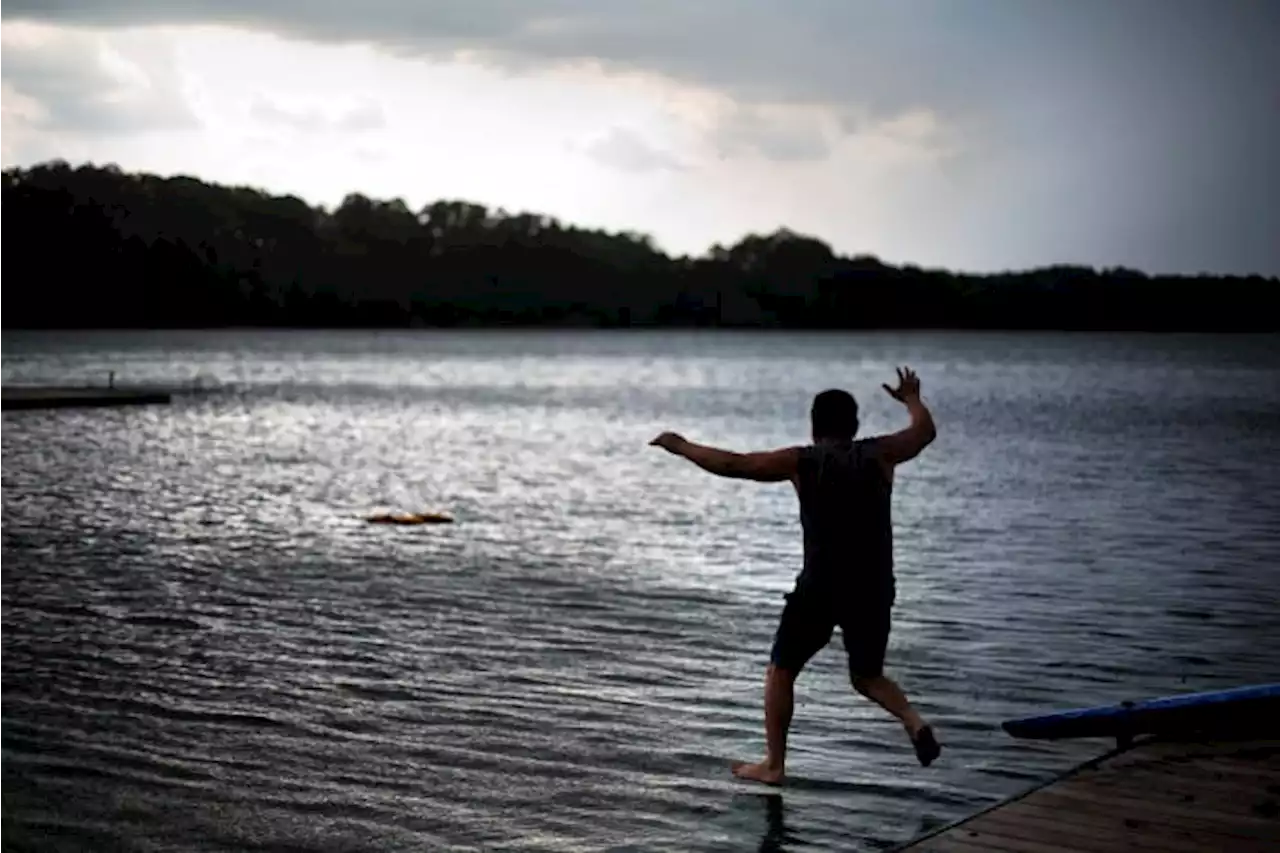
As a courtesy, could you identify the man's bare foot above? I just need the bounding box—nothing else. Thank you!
[909,725,941,767]
[731,760,785,785]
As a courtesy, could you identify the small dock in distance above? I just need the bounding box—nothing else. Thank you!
[3,371,175,411]
[2,386,172,411]
[895,684,1280,853]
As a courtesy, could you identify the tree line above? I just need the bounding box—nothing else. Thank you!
[3,161,1276,331]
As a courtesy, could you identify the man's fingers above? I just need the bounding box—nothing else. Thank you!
[882,383,898,398]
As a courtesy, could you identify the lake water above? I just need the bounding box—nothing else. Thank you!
[3,329,1279,852]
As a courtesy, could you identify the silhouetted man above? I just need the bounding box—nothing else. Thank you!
[650,367,941,784]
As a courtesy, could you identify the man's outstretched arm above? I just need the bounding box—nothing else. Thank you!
[650,432,800,482]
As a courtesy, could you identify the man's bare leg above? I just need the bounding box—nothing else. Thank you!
[732,664,794,784]
[852,674,941,766]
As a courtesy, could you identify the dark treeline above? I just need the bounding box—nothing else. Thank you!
[3,161,1276,330]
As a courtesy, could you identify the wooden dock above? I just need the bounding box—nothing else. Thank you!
[896,684,1280,852]
[2,386,172,411]
[897,736,1279,852]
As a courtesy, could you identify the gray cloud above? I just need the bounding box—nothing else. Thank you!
[6,2,1275,141]
[1,27,196,133]
[249,96,386,133]
[709,106,831,162]
[0,3,1182,114]
[3,0,1278,273]
[0,2,987,122]
[582,127,684,173]
[336,102,386,133]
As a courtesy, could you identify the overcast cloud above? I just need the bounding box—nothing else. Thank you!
[2,21,195,133]
[3,0,1277,274]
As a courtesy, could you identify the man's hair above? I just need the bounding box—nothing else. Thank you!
[811,389,859,440]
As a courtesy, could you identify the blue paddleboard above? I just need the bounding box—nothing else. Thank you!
[1001,683,1280,741]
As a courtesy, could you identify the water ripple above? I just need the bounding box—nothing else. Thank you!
[4,329,1279,852]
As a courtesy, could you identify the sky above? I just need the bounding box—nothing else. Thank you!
[2,1,1278,276]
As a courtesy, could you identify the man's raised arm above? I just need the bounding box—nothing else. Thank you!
[876,366,937,466]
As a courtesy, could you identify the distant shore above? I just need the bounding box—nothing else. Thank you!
[5,161,1278,333]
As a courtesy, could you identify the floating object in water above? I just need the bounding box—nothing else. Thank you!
[366,511,454,525]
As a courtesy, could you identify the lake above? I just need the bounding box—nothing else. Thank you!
[3,329,1278,852]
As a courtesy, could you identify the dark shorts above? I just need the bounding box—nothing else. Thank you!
[768,586,892,679]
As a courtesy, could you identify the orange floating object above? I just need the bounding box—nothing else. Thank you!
[366,511,454,525]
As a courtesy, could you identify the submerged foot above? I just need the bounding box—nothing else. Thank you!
[731,759,785,785]
[910,724,942,767]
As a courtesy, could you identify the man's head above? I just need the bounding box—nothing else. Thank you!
[811,389,859,442]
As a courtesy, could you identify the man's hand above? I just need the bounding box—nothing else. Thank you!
[649,432,688,455]
[882,366,922,404]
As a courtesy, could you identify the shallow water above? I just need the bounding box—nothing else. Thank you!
[3,329,1279,852]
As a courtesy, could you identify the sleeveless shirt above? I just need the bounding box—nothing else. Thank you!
[793,438,895,602]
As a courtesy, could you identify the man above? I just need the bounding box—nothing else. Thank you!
[649,366,940,785]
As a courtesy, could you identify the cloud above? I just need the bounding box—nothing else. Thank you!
[1,1,1278,273]
[7,3,1278,154]
[10,3,1276,174]
[581,127,684,173]
[0,83,47,163]
[707,104,832,162]
[0,2,1099,123]
[0,22,196,134]
[336,101,386,133]
[249,95,386,133]
[0,4,950,127]
[5,2,1277,120]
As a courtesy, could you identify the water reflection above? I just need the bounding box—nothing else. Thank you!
[743,792,797,852]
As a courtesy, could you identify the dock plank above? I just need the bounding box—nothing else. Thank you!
[896,738,1280,852]
[975,806,1225,853]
